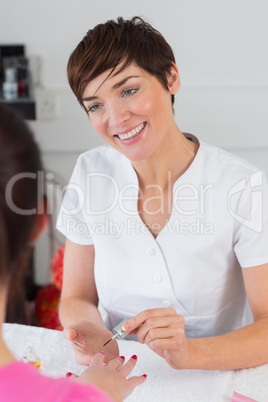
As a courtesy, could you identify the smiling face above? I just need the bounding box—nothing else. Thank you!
[82,63,180,162]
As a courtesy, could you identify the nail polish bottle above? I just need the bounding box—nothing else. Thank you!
[3,67,18,100]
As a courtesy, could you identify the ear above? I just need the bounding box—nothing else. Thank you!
[167,63,180,95]
[29,201,48,243]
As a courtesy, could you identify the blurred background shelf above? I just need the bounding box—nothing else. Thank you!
[0,43,36,120]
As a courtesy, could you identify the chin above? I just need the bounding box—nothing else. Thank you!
[126,150,153,163]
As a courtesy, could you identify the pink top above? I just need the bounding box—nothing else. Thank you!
[232,391,258,402]
[0,361,112,402]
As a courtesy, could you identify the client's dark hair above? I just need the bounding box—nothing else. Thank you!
[0,104,45,314]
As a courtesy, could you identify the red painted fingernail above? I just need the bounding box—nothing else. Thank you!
[66,372,72,378]
[131,354,137,360]
[119,355,125,360]
[143,374,147,378]
[98,351,105,354]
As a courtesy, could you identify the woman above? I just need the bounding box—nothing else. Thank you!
[0,104,146,401]
[57,17,268,370]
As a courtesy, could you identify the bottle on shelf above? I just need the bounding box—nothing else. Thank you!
[2,67,18,100]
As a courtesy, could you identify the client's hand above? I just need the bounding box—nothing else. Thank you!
[68,352,147,402]
[63,320,119,365]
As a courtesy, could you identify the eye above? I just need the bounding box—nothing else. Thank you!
[123,88,138,97]
[87,104,102,113]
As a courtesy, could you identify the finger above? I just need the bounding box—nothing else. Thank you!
[66,372,78,379]
[136,314,183,344]
[148,336,184,352]
[63,327,78,342]
[106,356,125,371]
[125,374,147,396]
[117,355,138,378]
[121,308,177,333]
[143,326,178,345]
[119,375,147,400]
[143,315,185,344]
[75,354,91,366]
[88,351,105,367]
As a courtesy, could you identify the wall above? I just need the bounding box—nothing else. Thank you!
[1,0,268,284]
[1,0,267,87]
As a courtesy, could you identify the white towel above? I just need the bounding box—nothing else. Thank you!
[3,324,268,402]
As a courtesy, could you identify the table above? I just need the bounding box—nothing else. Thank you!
[3,323,267,402]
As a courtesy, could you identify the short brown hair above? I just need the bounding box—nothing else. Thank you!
[67,16,176,109]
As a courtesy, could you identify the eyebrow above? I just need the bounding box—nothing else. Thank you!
[112,75,139,90]
[82,75,140,102]
[82,95,99,102]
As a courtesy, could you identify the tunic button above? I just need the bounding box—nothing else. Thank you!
[163,300,171,307]
[154,275,163,283]
[147,248,155,256]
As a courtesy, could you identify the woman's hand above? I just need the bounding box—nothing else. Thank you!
[122,308,192,370]
[63,320,119,365]
[67,352,147,402]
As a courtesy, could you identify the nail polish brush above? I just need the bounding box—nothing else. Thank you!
[103,318,130,346]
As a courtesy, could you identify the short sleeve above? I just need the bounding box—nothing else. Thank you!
[232,169,268,267]
[56,156,94,245]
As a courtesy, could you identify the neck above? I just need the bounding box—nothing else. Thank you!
[0,287,16,367]
[132,125,199,189]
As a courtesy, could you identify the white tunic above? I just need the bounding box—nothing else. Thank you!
[56,136,268,338]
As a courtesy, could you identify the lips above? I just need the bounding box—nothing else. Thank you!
[116,122,146,141]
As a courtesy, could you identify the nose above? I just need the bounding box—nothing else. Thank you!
[107,102,131,129]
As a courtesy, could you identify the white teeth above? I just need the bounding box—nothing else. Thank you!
[118,123,145,140]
